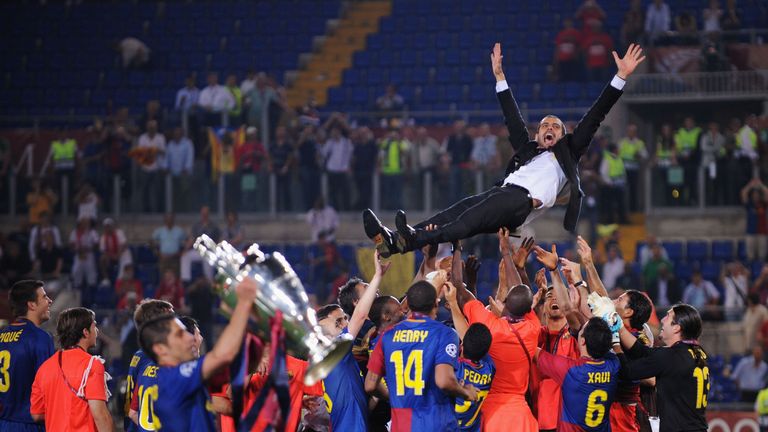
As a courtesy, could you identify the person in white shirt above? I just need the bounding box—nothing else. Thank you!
[69,218,100,291]
[306,197,339,242]
[321,126,354,211]
[197,72,235,129]
[175,76,200,112]
[240,69,257,95]
[116,37,150,68]
[601,245,626,291]
[471,123,501,186]
[134,120,166,213]
[722,261,749,321]
[645,0,672,42]
[363,43,646,256]
[682,270,721,309]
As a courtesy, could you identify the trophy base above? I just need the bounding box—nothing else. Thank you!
[304,337,353,385]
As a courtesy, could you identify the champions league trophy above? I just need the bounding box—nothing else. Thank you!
[193,234,351,385]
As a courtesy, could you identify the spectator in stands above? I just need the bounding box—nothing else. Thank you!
[375,84,404,113]
[26,179,58,226]
[155,268,185,310]
[702,0,723,34]
[139,100,165,133]
[729,345,768,402]
[581,21,614,82]
[33,230,64,295]
[615,261,642,293]
[310,235,344,304]
[75,182,99,223]
[296,125,321,211]
[723,261,749,321]
[700,38,731,73]
[133,119,166,213]
[410,126,444,204]
[675,117,702,205]
[80,120,107,200]
[351,126,378,210]
[222,210,245,251]
[180,205,219,284]
[599,143,628,224]
[0,240,32,286]
[175,75,200,112]
[225,74,243,126]
[574,0,606,29]
[198,72,235,126]
[737,114,760,162]
[719,118,749,205]
[98,217,131,283]
[674,11,699,45]
[646,262,682,308]
[115,264,143,311]
[682,269,721,311]
[745,293,768,351]
[236,126,269,211]
[444,119,473,203]
[621,0,646,46]
[652,123,678,206]
[601,244,625,292]
[269,126,296,212]
[165,127,195,210]
[741,178,768,262]
[307,197,339,243]
[152,213,186,274]
[28,211,61,263]
[245,73,277,134]
[701,121,726,204]
[50,131,77,199]
[115,37,150,68]
[471,123,501,187]
[721,0,741,33]
[617,123,647,212]
[553,18,583,82]
[69,217,99,295]
[645,0,672,44]
[321,121,353,212]
[378,126,410,210]
[643,242,674,291]
[240,69,257,95]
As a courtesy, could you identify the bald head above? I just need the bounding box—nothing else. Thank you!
[504,284,533,317]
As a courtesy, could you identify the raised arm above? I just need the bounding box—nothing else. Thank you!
[576,236,609,297]
[444,282,469,339]
[349,250,390,339]
[491,43,530,151]
[497,229,522,303]
[571,44,645,157]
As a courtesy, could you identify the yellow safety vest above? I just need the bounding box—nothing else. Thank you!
[51,138,76,169]
[618,137,645,162]
[674,127,701,154]
[380,139,406,175]
[738,126,758,149]
[757,388,768,415]
[603,151,626,180]
[228,86,242,117]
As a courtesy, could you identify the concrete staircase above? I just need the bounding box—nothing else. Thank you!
[286,1,391,107]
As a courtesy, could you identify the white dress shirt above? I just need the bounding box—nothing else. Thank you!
[198,84,235,112]
[137,132,166,172]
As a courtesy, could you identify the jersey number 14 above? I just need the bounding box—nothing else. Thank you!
[390,350,425,396]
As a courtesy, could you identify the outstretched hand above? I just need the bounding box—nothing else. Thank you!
[533,244,559,271]
[512,237,535,269]
[490,42,505,81]
[613,43,646,80]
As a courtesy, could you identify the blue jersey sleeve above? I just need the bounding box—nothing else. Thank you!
[33,330,54,369]
[160,356,205,400]
[435,327,460,368]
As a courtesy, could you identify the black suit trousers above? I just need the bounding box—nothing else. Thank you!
[413,185,533,247]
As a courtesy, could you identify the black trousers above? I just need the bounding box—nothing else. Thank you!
[413,185,533,247]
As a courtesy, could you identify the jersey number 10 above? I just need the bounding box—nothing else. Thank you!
[390,350,425,396]
[138,384,160,430]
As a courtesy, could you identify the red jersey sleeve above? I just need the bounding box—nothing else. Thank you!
[130,382,140,410]
[84,358,107,401]
[367,336,385,376]
[537,350,582,386]
[30,367,46,415]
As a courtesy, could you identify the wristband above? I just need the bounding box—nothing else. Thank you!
[574,280,587,289]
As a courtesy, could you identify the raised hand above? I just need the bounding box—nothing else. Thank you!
[374,250,391,276]
[533,244,559,271]
[498,228,512,255]
[613,43,646,80]
[512,237,535,269]
[490,42,505,81]
[559,258,582,283]
[465,255,480,292]
[534,268,547,292]
[488,296,505,317]
[443,281,458,305]
[576,236,594,265]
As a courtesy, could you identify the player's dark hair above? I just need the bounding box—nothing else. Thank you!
[369,296,398,328]
[9,279,44,318]
[462,323,492,362]
[748,292,760,306]
[316,304,342,322]
[178,315,199,336]
[406,281,437,314]
[134,299,174,328]
[671,303,703,341]
[139,314,177,363]
[338,277,364,317]
[57,307,96,348]
[625,290,652,330]
[582,317,613,359]
[505,284,533,317]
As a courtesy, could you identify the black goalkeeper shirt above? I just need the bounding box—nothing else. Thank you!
[619,340,709,432]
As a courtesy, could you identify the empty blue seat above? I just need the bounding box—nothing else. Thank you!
[687,240,708,261]
[675,261,692,281]
[663,241,684,261]
[700,261,721,281]
[712,240,734,261]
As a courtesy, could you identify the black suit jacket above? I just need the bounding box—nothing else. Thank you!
[497,82,623,232]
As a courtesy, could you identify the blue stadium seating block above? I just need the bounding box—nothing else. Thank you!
[687,240,709,261]
[663,241,684,261]
[711,240,734,261]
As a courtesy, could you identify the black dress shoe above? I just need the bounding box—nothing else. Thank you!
[362,209,400,257]
[395,210,417,248]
